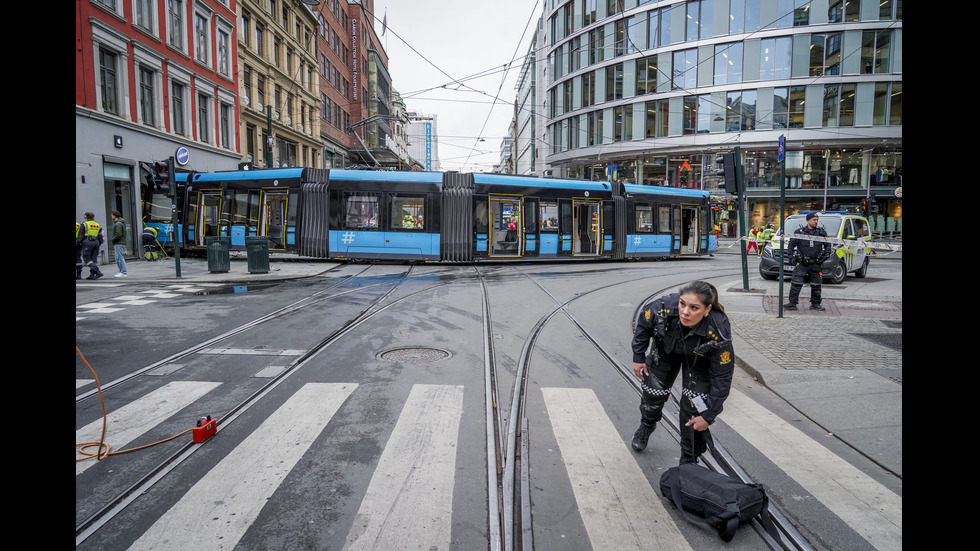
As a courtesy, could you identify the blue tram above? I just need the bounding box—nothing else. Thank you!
[168,167,715,262]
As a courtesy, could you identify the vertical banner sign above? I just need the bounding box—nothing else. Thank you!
[425,123,432,170]
[351,19,358,102]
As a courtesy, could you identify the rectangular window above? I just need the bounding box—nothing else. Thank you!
[198,93,210,143]
[220,103,231,148]
[636,204,653,233]
[582,72,595,107]
[822,85,839,127]
[169,0,184,50]
[139,65,155,125]
[606,62,623,101]
[682,96,697,135]
[696,94,712,134]
[344,193,380,229]
[135,0,153,30]
[391,195,425,230]
[772,87,789,129]
[540,202,558,231]
[195,12,209,63]
[838,83,855,126]
[672,49,697,89]
[714,43,742,85]
[99,47,118,114]
[657,205,671,233]
[788,86,805,128]
[172,81,185,135]
[636,56,656,95]
[647,10,660,49]
[217,28,230,76]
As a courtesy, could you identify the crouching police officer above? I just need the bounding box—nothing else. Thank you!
[784,213,832,311]
[629,281,735,465]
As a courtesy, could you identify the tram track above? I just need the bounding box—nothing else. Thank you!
[492,265,812,551]
[76,264,465,545]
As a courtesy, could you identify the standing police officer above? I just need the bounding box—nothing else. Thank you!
[80,212,105,280]
[784,213,831,311]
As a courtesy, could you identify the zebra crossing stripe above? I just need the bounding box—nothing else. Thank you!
[542,387,693,551]
[722,388,902,551]
[343,384,464,551]
[76,381,222,476]
[127,382,357,551]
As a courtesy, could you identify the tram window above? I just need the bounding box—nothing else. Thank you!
[657,205,671,233]
[391,195,425,230]
[540,202,558,231]
[343,193,380,229]
[232,193,249,227]
[636,204,653,233]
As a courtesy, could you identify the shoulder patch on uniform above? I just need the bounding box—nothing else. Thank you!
[644,309,651,322]
[720,351,732,365]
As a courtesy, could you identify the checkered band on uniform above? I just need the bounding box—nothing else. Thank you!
[640,381,670,397]
[683,388,709,403]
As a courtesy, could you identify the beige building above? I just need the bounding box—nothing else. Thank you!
[238,0,321,168]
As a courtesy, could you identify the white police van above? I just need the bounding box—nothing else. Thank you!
[759,212,872,284]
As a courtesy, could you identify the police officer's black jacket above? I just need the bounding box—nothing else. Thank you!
[787,225,831,262]
[630,293,735,424]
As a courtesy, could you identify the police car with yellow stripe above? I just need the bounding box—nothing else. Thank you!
[759,212,872,284]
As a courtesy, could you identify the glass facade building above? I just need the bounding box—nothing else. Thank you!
[543,0,902,237]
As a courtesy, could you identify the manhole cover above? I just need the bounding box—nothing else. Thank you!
[378,347,451,364]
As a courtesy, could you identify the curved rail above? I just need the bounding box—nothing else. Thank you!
[76,266,465,545]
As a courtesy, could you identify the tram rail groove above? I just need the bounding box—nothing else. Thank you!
[76,266,384,404]
[500,268,810,551]
[76,266,469,545]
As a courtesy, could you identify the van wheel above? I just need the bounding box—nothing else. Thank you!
[825,260,847,284]
[854,257,869,278]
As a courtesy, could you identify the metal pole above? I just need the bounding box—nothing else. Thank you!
[778,157,786,317]
[266,105,273,168]
[735,147,748,291]
[169,156,181,278]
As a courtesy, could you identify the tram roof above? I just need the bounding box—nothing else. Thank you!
[623,183,709,198]
[473,173,613,192]
[328,169,444,183]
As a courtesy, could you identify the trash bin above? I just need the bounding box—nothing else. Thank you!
[206,237,230,273]
[245,236,270,273]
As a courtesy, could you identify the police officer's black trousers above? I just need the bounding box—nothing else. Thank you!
[639,360,712,462]
[788,261,822,305]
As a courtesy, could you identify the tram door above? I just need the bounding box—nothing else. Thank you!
[681,204,699,254]
[195,191,222,246]
[490,196,522,257]
[261,190,289,250]
[573,200,601,256]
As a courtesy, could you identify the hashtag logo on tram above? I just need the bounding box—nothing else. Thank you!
[634,236,642,245]
[343,232,355,245]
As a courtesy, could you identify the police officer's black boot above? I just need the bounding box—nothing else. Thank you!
[679,453,699,465]
[631,423,656,451]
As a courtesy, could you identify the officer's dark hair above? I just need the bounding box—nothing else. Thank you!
[679,280,726,319]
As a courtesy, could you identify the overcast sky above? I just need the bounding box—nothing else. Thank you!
[372,1,543,172]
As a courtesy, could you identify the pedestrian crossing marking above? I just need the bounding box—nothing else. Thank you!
[75,285,216,319]
[343,384,464,550]
[76,381,222,476]
[722,388,902,551]
[542,387,693,551]
[126,382,357,551]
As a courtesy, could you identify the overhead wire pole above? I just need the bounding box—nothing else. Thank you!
[735,146,748,291]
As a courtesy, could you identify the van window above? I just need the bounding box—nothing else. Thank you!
[852,218,869,237]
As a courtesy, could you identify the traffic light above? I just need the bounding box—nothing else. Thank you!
[860,198,869,217]
[152,159,176,197]
[715,152,737,194]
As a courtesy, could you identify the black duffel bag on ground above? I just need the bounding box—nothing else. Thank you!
[659,431,782,543]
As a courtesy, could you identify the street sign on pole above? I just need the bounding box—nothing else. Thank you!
[777,135,785,162]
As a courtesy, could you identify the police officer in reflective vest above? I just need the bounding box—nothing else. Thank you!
[76,221,85,279]
[784,213,831,311]
[79,212,104,280]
